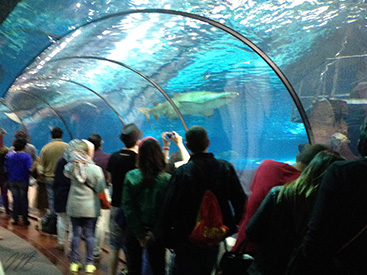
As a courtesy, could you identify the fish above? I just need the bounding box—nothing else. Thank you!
[139,91,239,121]
[3,112,22,124]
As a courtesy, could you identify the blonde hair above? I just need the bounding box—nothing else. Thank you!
[278,149,344,202]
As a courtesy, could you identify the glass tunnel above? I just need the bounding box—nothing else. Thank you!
[0,1,366,175]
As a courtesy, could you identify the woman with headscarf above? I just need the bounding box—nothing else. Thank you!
[122,137,171,275]
[64,139,110,274]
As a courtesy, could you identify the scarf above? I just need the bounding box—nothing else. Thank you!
[64,151,94,183]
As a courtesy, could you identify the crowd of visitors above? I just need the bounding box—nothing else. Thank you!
[0,121,366,275]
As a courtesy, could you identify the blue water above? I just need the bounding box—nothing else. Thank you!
[0,0,365,171]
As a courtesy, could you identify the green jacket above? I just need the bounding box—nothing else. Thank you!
[122,168,171,239]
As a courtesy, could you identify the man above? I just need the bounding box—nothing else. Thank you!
[232,143,328,253]
[107,123,143,275]
[162,125,247,275]
[288,120,367,274]
[88,133,111,259]
[37,127,68,216]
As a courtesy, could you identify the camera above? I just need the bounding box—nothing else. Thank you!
[166,132,174,139]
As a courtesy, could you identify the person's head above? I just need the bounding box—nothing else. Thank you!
[12,137,27,152]
[138,137,166,186]
[14,130,27,140]
[88,134,102,150]
[297,143,329,166]
[279,149,344,200]
[51,127,63,139]
[357,119,367,157]
[185,125,210,154]
[120,123,143,148]
[74,139,94,159]
[63,139,81,161]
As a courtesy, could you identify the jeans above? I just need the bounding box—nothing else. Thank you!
[70,217,97,265]
[94,208,109,256]
[109,206,127,251]
[171,241,219,275]
[45,179,55,215]
[8,181,29,222]
[57,212,72,246]
[125,228,164,275]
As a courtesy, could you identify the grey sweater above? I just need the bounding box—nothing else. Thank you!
[66,163,105,218]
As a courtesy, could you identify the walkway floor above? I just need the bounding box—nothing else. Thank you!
[0,210,126,274]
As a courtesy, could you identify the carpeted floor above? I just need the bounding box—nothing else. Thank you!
[0,226,62,275]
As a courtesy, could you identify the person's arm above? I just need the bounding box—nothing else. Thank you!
[26,154,33,172]
[171,131,190,167]
[227,163,247,225]
[0,128,6,148]
[246,187,278,242]
[161,132,171,163]
[122,171,146,240]
[90,165,110,208]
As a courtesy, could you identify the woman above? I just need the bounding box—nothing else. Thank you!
[122,137,172,275]
[64,139,110,274]
[245,149,344,275]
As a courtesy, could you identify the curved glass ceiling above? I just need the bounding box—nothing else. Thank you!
[0,0,366,168]
[3,10,311,169]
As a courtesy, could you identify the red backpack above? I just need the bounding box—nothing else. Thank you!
[189,189,229,247]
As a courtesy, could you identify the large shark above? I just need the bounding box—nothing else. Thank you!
[139,91,239,121]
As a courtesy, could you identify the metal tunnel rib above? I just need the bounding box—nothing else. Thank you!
[10,90,73,139]
[26,77,126,126]
[71,9,313,142]
[49,56,188,131]
[0,98,28,131]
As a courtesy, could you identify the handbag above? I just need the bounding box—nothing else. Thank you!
[41,213,57,235]
[216,239,254,275]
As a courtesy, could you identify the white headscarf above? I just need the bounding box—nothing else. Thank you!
[64,139,95,183]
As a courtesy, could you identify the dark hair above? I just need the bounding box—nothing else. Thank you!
[358,119,367,157]
[278,149,344,201]
[297,143,329,165]
[138,138,166,187]
[123,140,137,148]
[88,134,102,149]
[185,125,209,154]
[12,137,27,152]
[51,127,63,139]
[14,130,27,139]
